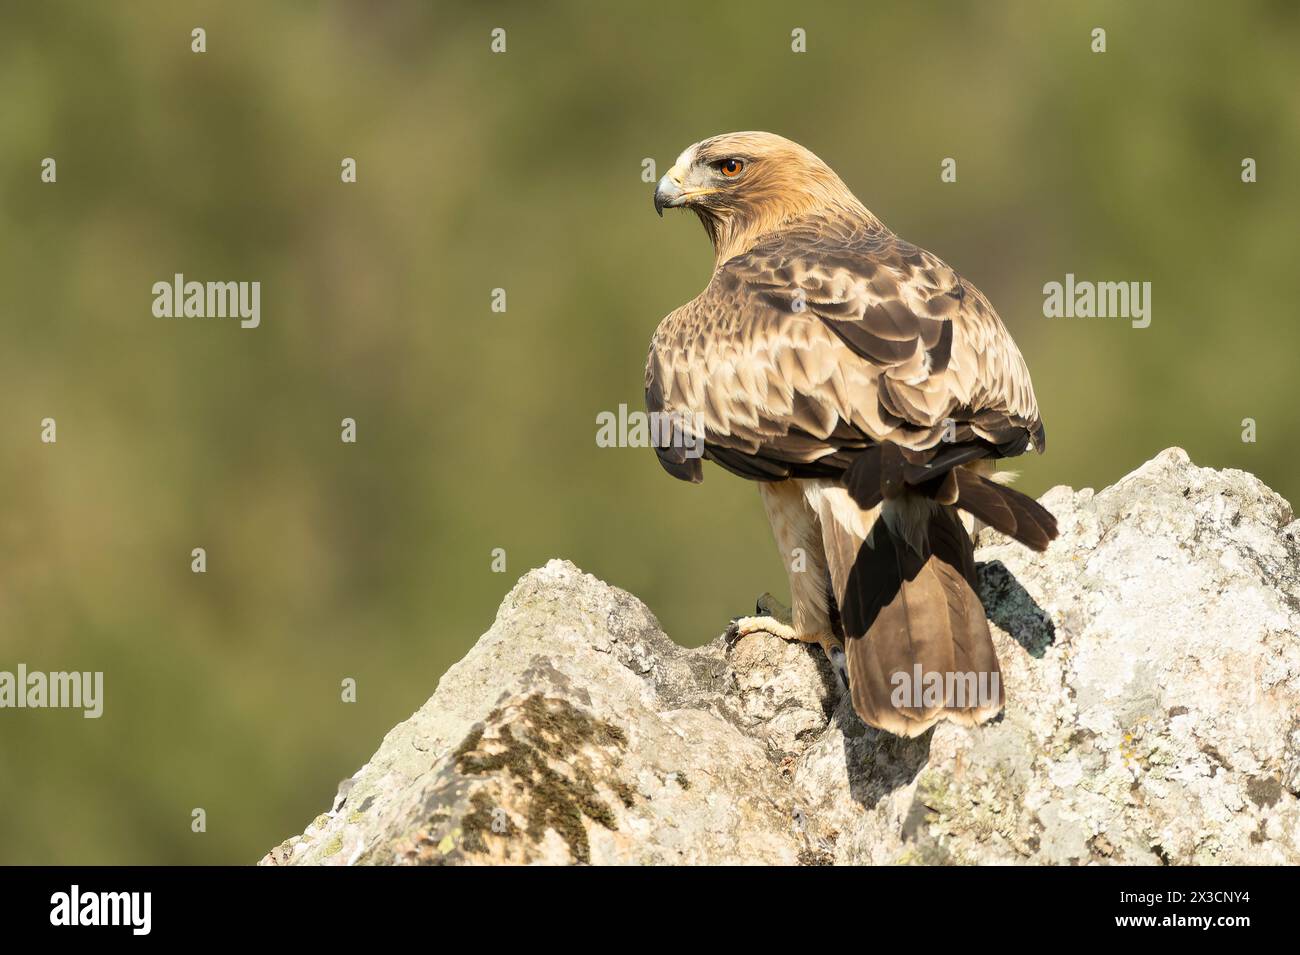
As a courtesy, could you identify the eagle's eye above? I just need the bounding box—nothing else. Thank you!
[718,158,744,178]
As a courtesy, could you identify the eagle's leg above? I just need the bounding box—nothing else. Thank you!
[727,483,844,687]
[725,590,801,641]
[726,613,801,643]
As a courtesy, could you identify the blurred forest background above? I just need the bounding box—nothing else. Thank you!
[1,1,1297,863]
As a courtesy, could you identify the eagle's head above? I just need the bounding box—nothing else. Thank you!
[653,131,870,262]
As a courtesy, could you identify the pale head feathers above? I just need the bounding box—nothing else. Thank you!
[660,131,879,265]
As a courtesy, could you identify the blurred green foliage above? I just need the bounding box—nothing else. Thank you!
[0,1,1296,863]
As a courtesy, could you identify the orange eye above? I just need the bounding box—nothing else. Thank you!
[719,158,744,177]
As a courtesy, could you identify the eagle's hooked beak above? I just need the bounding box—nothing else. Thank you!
[654,168,686,217]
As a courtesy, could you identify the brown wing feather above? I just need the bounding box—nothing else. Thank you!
[953,468,1058,551]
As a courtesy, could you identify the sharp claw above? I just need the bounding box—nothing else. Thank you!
[724,619,742,645]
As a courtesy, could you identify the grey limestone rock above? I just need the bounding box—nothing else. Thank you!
[261,448,1299,866]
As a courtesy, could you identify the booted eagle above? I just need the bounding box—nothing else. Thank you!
[646,132,1056,737]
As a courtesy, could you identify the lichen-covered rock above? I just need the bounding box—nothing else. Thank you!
[261,448,1300,865]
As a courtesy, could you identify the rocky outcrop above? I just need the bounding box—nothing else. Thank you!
[261,449,1300,865]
